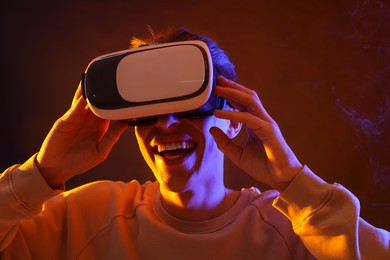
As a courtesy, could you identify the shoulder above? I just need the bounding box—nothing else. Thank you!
[242,188,309,252]
[244,186,279,209]
[45,180,159,217]
[244,187,294,230]
[64,179,156,198]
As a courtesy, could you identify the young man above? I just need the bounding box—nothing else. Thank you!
[1,29,389,259]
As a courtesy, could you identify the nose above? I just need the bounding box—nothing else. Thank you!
[155,114,180,129]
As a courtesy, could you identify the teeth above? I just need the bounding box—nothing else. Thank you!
[157,141,195,153]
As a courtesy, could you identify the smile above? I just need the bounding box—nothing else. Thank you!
[152,141,197,159]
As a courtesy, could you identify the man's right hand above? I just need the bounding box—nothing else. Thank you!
[36,84,128,189]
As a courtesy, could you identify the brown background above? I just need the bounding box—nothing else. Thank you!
[1,0,389,230]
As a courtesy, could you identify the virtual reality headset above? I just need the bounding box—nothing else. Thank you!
[82,40,224,126]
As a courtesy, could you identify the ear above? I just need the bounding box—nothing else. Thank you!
[226,108,242,139]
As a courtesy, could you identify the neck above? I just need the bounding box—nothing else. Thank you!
[159,182,240,221]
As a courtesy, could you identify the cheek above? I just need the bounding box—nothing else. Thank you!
[135,127,154,165]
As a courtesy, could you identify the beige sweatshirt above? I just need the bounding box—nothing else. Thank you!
[0,155,389,259]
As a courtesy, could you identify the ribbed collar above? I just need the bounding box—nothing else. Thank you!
[152,184,254,234]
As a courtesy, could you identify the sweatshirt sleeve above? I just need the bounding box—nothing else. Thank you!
[273,166,390,259]
[0,154,63,251]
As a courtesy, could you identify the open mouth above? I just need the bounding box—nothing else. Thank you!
[152,141,197,160]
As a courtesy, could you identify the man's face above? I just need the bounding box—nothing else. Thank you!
[134,114,231,193]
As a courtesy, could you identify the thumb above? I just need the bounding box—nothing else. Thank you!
[97,121,128,159]
[210,127,242,167]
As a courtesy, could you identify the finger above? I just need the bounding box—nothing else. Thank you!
[217,76,253,95]
[216,76,272,120]
[214,87,256,112]
[215,90,247,112]
[72,82,83,107]
[63,94,88,122]
[97,121,128,159]
[216,87,268,118]
[209,127,243,167]
[214,110,269,131]
[215,88,272,122]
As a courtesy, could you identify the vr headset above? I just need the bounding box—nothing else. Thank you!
[81,40,225,126]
